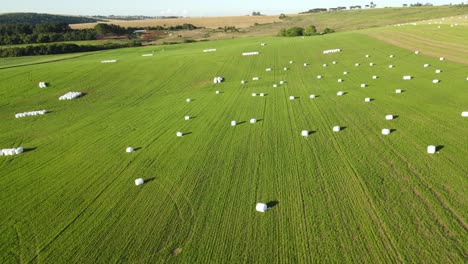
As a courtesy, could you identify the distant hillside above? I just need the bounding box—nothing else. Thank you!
[0,13,102,25]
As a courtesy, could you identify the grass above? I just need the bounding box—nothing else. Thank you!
[0,28,467,263]
[362,22,468,64]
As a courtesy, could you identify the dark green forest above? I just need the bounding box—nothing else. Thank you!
[0,13,100,25]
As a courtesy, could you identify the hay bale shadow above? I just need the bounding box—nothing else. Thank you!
[267,201,279,209]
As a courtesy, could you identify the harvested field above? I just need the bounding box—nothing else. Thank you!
[71,15,282,29]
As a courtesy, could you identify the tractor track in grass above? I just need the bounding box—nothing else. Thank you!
[389,140,467,233]
[26,159,135,263]
[374,130,467,258]
[0,52,105,70]
[310,97,403,262]
[131,178,196,263]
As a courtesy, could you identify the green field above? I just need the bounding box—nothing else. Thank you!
[0,27,467,263]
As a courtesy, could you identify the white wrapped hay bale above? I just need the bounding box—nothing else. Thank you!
[273,84,278,88]
[215,90,220,94]
[126,147,134,153]
[260,93,265,97]
[241,80,246,84]
[388,65,394,68]
[231,121,237,126]
[424,64,430,68]
[355,63,360,66]
[15,147,24,154]
[323,64,327,67]
[461,111,468,117]
[59,92,83,100]
[184,116,190,120]
[252,93,257,97]
[266,68,272,72]
[385,115,394,120]
[317,75,322,79]
[389,54,395,58]
[332,61,337,65]
[284,67,288,71]
[361,84,367,88]
[338,79,343,83]
[250,118,257,124]
[372,76,378,79]
[365,98,371,102]
[186,98,191,103]
[415,51,420,54]
[432,79,440,83]
[440,57,445,61]
[280,81,285,85]
[1,147,24,156]
[256,203,267,212]
[333,126,341,132]
[310,94,316,99]
[337,91,344,96]
[396,89,402,94]
[403,76,412,80]
[304,63,308,67]
[289,96,295,100]
[252,77,259,81]
[135,178,144,186]
[301,130,309,137]
[176,132,183,137]
[242,51,259,56]
[427,145,436,154]
[369,63,374,66]
[343,71,348,75]
[289,61,293,64]
[435,69,441,73]
[15,110,48,118]
[382,129,391,135]
[365,54,370,58]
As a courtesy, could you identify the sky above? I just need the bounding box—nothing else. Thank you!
[1,0,463,17]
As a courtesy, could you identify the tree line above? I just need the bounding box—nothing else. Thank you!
[0,41,141,57]
[0,22,202,45]
[278,25,335,37]
[0,13,99,25]
[0,22,100,45]
[127,23,201,31]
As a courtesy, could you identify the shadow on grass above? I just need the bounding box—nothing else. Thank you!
[144,177,156,183]
[267,201,279,209]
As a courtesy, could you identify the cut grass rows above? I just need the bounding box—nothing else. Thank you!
[0,33,466,263]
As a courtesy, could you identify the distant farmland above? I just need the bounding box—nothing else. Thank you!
[0,23,467,263]
[71,15,283,29]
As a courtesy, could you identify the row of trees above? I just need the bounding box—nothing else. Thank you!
[301,2,377,13]
[0,13,99,25]
[0,22,204,46]
[278,26,335,37]
[128,23,200,31]
[0,41,141,57]
[0,23,98,45]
